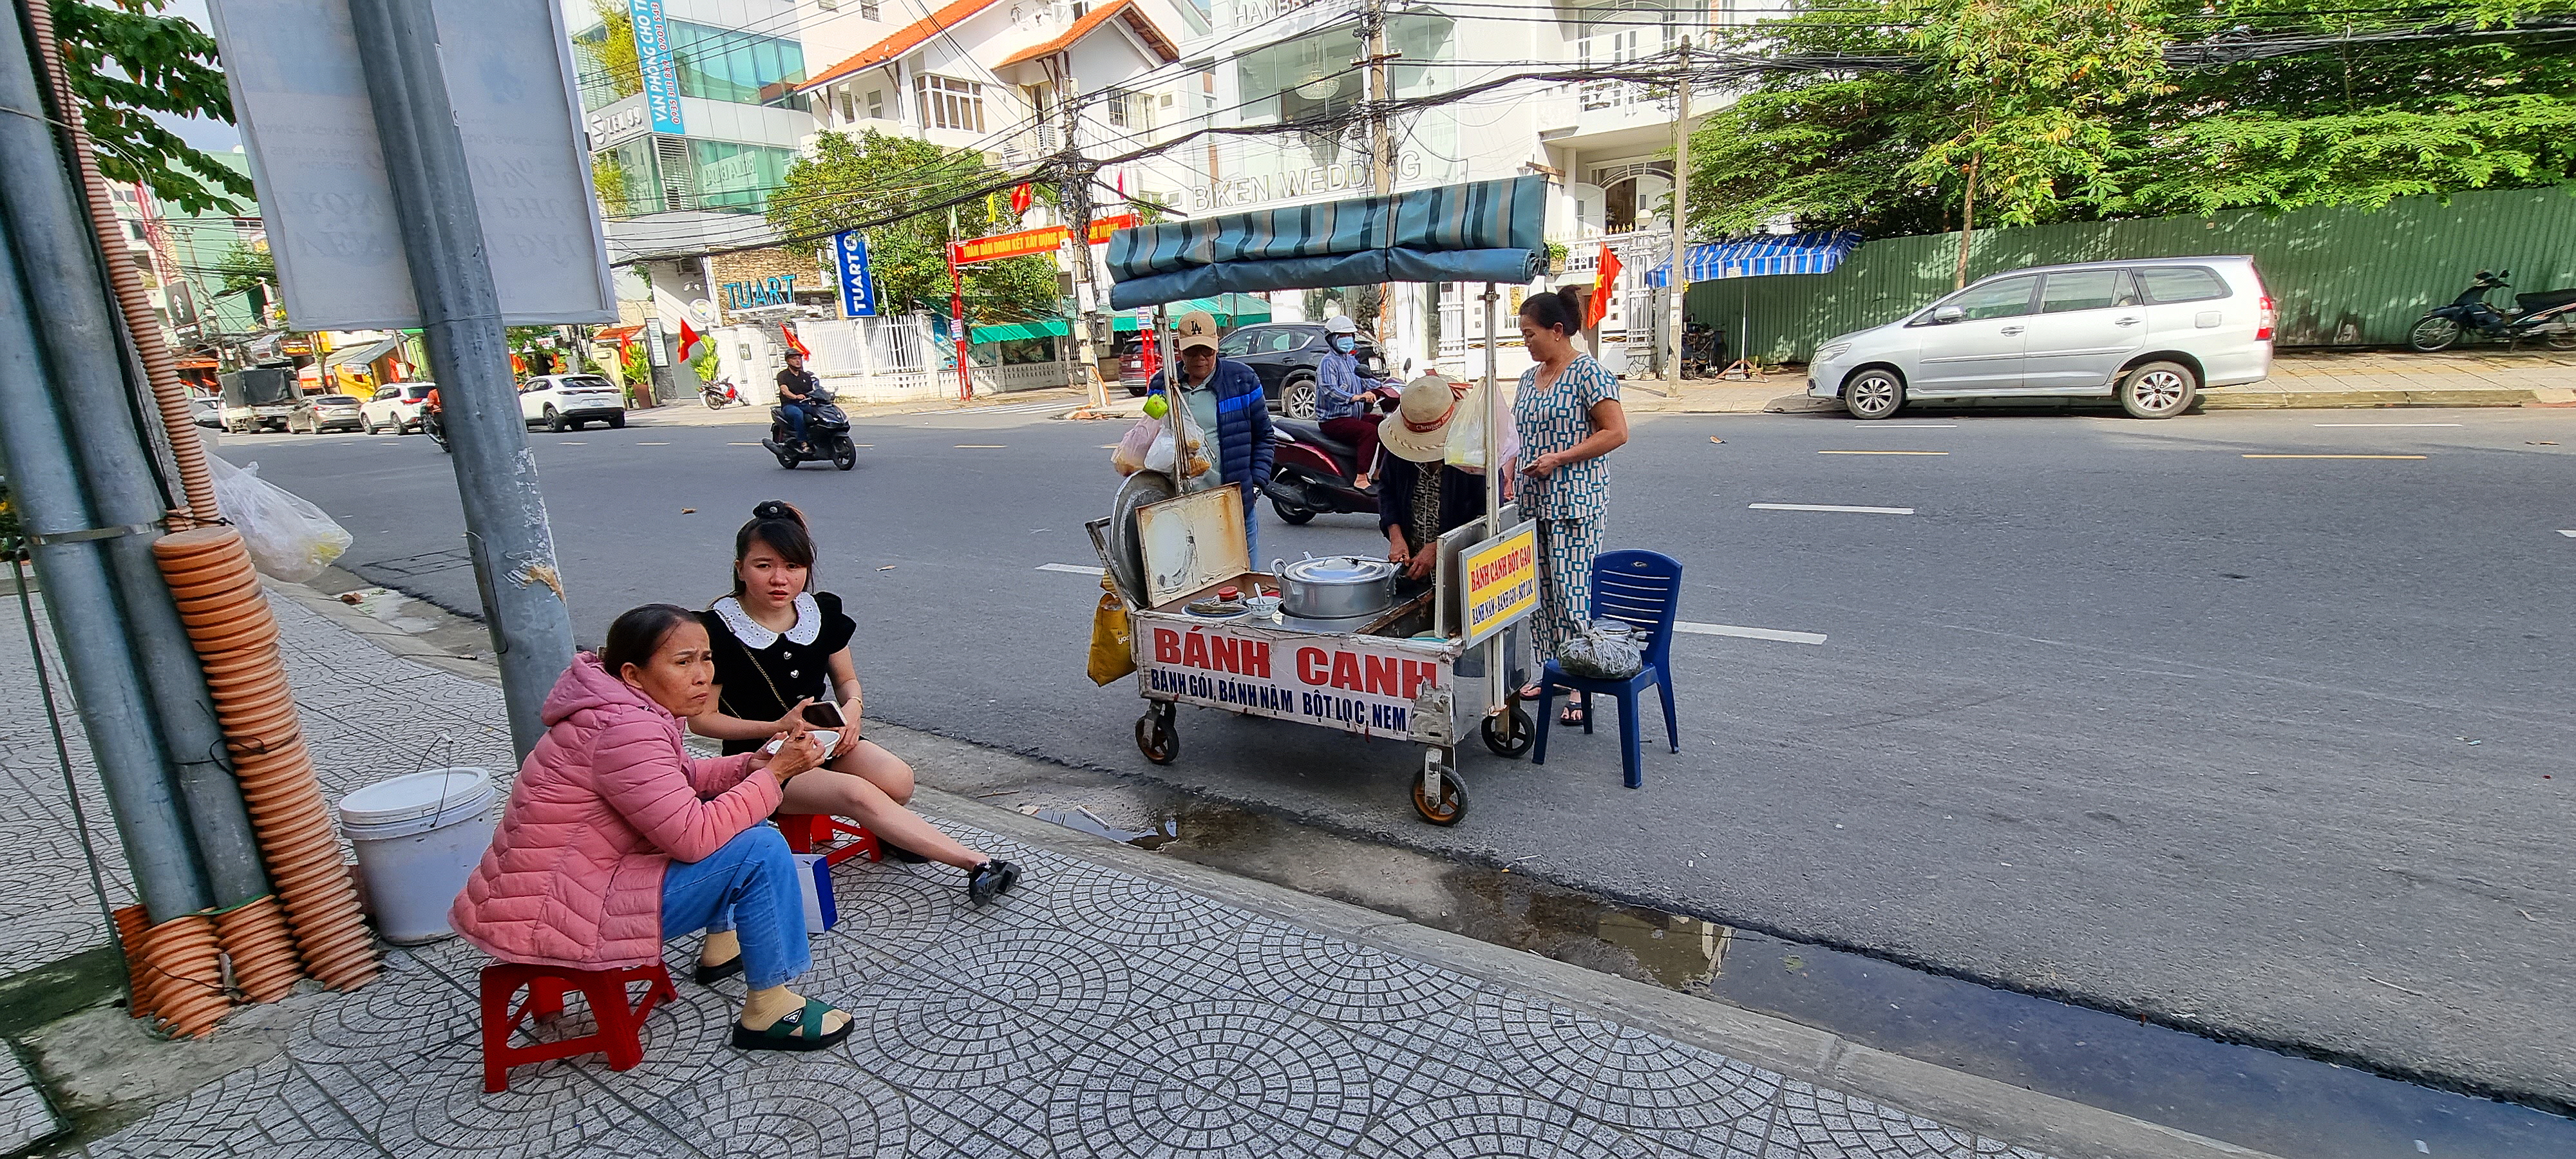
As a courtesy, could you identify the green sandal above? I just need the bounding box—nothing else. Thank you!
[731,998,853,1052]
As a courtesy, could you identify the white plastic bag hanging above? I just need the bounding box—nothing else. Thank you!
[1145,409,1215,488]
[207,457,352,581]
[1445,382,1520,471]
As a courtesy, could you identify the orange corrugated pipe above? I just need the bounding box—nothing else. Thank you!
[154,528,379,991]
[138,913,229,1039]
[111,904,160,1021]
[214,896,301,1003]
[24,0,218,527]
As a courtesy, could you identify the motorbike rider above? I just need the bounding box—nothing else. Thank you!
[421,385,442,437]
[1146,310,1274,561]
[775,351,820,450]
[1316,315,1397,491]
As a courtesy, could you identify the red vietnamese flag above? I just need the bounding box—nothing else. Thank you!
[1586,246,1622,329]
[676,318,706,361]
[783,324,811,360]
[1009,182,1033,216]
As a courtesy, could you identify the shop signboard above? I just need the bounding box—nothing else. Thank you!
[954,225,1068,265]
[1088,213,1141,243]
[1459,520,1537,646]
[834,231,879,317]
[627,0,686,135]
[1135,619,1446,739]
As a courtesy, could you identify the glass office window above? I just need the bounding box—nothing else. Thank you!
[670,21,806,106]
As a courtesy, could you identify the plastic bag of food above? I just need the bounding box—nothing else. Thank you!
[1086,574,1137,685]
[1110,417,1159,476]
[207,457,352,581]
[1142,411,1209,480]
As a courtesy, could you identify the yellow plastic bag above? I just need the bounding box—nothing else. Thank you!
[1088,575,1137,686]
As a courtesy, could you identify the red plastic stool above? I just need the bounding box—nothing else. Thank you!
[478,961,676,1093]
[777,813,882,869]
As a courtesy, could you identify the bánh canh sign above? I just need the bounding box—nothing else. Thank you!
[1460,522,1537,646]
[1136,620,1445,738]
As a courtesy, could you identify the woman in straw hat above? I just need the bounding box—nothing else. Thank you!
[1376,374,1486,580]
[1507,290,1628,726]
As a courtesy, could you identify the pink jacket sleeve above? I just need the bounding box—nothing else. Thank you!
[593,719,782,863]
[687,751,761,796]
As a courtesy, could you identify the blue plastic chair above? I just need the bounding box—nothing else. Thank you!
[1531,549,1681,789]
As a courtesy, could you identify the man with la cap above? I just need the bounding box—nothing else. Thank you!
[1146,311,1274,561]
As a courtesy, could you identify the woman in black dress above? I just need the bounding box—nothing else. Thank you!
[689,502,1019,905]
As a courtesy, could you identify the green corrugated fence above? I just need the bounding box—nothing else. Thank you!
[1684,185,2576,363]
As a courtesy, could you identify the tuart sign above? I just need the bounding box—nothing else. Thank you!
[1459,521,1537,646]
[833,231,878,317]
[721,275,798,310]
[1136,620,1445,739]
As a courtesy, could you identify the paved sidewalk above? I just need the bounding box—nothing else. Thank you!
[3,593,2259,1159]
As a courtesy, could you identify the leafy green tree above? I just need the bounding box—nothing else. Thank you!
[53,0,255,214]
[573,0,642,101]
[766,130,1059,326]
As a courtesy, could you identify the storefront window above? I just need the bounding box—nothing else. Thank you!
[593,138,660,218]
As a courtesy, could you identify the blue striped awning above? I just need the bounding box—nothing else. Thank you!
[1645,231,1863,287]
[1107,177,1548,308]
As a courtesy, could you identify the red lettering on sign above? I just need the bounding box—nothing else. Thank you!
[1182,631,1210,669]
[1154,628,1180,664]
[1211,636,1238,673]
[1240,640,1272,679]
[1297,646,1329,684]
[1363,654,1398,696]
[1329,650,1363,692]
[1401,659,1439,698]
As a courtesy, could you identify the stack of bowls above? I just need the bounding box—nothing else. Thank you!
[153,527,377,992]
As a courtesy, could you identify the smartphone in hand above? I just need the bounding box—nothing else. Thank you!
[801,701,847,729]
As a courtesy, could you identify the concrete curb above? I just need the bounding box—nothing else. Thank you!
[276,579,2279,1159]
[2198,386,2545,409]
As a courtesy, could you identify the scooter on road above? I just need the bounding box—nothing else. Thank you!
[701,379,742,408]
[1264,389,1397,525]
[761,388,858,471]
[2409,269,2576,351]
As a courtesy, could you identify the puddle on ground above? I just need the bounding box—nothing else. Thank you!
[1018,791,2576,1159]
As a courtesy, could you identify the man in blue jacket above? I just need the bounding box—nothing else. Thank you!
[1146,310,1274,563]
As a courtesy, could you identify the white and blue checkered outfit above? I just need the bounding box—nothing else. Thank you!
[1511,355,1619,659]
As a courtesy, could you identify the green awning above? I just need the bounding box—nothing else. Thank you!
[969,319,1068,343]
[968,294,1275,345]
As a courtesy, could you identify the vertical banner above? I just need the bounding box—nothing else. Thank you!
[834,231,878,317]
[629,0,686,135]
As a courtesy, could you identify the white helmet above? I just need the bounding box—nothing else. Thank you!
[1322,316,1358,335]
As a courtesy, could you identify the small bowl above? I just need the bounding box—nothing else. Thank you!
[1242,595,1282,617]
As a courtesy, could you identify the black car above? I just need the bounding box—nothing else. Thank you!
[1213,323,1388,419]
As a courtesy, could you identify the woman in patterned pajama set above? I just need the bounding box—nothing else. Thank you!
[1509,291,1629,726]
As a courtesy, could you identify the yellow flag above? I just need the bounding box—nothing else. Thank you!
[987,193,999,220]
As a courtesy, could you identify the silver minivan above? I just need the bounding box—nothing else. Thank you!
[1806,256,2275,419]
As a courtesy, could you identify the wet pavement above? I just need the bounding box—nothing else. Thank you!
[11,594,2122,1159]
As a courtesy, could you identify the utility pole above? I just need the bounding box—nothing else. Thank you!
[1665,35,1692,400]
[1362,0,1397,359]
[949,205,971,400]
[1061,77,1106,409]
[347,0,577,759]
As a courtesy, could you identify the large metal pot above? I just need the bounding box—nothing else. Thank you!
[1271,554,1400,621]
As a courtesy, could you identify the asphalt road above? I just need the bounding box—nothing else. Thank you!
[216,400,2576,1109]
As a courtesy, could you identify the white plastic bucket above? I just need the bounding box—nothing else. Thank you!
[337,768,497,944]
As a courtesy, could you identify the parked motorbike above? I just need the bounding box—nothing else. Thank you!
[423,408,449,453]
[1264,389,1397,525]
[761,388,857,471]
[2409,269,2576,352]
[701,379,741,409]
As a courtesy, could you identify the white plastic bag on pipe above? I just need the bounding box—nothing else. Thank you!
[207,457,351,581]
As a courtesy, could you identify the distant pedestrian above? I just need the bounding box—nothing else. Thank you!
[1145,310,1274,561]
[1508,290,1629,726]
[450,604,854,1051]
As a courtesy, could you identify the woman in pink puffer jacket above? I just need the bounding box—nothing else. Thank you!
[449,604,851,1051]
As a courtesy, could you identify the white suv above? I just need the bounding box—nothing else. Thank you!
[518,373,626,431]
[361,382,436,433]
[1807,256,2275,419]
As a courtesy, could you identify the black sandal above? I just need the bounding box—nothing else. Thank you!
[692,954,744,986]
[1560,701,1586,726]
[731,998,853,1052]
[967,860,1021,905]
[877,840,931,865]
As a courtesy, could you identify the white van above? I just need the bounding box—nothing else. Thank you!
[1806,256,2275,419]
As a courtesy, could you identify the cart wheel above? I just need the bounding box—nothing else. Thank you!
[1412,765,1468,825]
[1481,707,1534,759]
[1135,704,1179,765]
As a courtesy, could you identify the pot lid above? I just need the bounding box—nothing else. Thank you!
[338,768,495,827]
[1281,555,1397,584]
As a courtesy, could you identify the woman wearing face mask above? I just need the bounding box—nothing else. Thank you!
[1315,316,1397,491]
[450,605,853,1051]
[688,502,1021,914]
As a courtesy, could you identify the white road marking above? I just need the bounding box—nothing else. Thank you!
[956,444,1009,449]
[1674,621,1827,645]
[728,441,759,446]
[1818,449,1947,456]
[1749,502,1915,514]
[2242,453,2425,460]
[1877,423,1958,428]
[1037,563,1105,575]
[557,441,585,445]
[637,441,670,446]
[2560,530,2576,538]
[2312,422,2462,428]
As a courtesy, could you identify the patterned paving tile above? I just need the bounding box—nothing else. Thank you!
[1045,999,1376,1159]
[0,1044,62,1156]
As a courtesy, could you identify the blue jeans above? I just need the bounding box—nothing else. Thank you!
[779,402,808,445]
[660,825,809,990]
[1242,490,1260,565]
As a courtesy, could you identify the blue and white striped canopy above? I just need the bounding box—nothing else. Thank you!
[1107,177,1548,309]
[1643,231,1863,287]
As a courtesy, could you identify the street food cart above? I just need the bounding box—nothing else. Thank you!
[1092,176,1551,824]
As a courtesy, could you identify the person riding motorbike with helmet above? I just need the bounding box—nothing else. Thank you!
[1316,316,1399,491]
[775,351,820,452]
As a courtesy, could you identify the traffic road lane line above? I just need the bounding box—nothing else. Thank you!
[956,444,1009,449]
[1877,424,1958,428]
[2561,530,2576,538]
[1818,450,1947,455]
[2312,422,2463,427]
[2242,453,2427,460]
[1749,502,1916,514]
[1037,563,1106,575]
[1675,621,1827,645]
[638,441,670,445]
